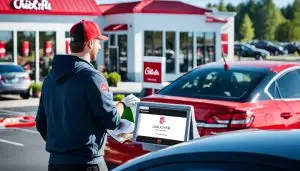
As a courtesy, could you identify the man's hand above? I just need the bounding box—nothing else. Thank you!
[122,94,140,108]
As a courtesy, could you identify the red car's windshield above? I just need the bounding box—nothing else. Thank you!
[158,67,267,102]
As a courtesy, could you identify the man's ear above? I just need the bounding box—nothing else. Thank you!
[87,40,93,49]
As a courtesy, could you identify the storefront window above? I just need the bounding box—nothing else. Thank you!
[104,41,109,72]
[180,32,193,73]
[196,32,205,66]
[165,32,175,74]
[204,33,216,63]
[0,31,13,62]
[144,31,162,56]
[39,31,56,80]
[110,34,115,46]
[17,31,36,79]
[118,35,128,80]
[65,31,70,38]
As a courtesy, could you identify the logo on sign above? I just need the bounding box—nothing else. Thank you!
[143,62,162,83]
[159,116,166,124]
[144,67,160,76]
[13,0,52,11]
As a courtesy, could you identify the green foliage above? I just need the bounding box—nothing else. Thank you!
[292,0,300,26]
[108,72,121,87]
[103,72,109,80]
[226,3,236,12]
[30,82,42,93]
[113,94,125,101]
[218,0,227,11]
[292,26,300,41]
[240,14,255,43]
[103,72,121,87]
[276,21,295,41]
[281,4,294,20]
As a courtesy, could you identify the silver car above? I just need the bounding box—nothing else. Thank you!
[0,63,31,99]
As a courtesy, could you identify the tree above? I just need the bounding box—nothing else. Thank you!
[292,0,300,26]
[240,14,255,42]
[259,0,284,40]
[293,27,300,40]
[275,21,295,41]
[226,3,236,12]
[281,4,294,20]
[218,0,227,12]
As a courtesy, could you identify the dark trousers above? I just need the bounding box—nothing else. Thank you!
[48,164,108,171]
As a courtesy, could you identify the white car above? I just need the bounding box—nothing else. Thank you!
[0,63,31,99]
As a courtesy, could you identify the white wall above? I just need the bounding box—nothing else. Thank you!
[101,14,136,80]
[132,13,234,82]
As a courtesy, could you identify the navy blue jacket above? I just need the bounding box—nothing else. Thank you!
[36,55,120,164]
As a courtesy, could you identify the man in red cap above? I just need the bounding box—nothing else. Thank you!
[35,20,139,171]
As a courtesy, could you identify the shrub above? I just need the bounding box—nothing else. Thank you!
[30,82,42,93]
[113,94,125,101]
[103,72,109,80]
[108,72,121,87]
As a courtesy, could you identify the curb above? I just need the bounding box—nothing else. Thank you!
[0,115,36,128]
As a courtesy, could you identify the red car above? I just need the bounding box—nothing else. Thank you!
[105,61,300,167]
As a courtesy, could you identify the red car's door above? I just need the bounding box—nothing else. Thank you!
[270,68,300,129]
[283,100,300,128]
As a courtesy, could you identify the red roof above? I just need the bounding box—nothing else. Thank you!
[104,24,128,31]
[99,0,211,16]
[206,16,228,23]
[0,0,101,16]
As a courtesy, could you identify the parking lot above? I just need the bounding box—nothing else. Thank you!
[0,96,48,171]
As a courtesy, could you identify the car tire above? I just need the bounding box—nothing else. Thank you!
[255,55,264,61]
[274,50,279,56]
[20,90,30,99]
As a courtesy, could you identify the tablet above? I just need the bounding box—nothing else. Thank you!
[133,101,193,147]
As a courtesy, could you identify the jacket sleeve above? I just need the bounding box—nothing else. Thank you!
[35,92,47,141]
[86,73,120,130]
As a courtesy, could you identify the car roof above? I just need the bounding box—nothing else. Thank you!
[119,129,300,169]
[200,61,300,73]
[0,62,16,65]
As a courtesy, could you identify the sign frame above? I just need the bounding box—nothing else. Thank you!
[133,101,194,150]
[142,56,166,90]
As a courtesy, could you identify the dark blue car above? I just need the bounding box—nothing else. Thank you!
[113,130,300,171]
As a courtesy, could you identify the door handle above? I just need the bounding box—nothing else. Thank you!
[281,113,293,119]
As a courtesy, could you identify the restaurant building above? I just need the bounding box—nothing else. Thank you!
[0,0,235,82]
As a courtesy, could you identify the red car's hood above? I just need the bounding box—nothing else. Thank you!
[142,95,241,121]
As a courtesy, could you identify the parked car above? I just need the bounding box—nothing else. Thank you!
[0,63,31,99]
[283,42,300,55]
[250,41,287,56]
[113,129,300,171]
[234,43,270,60]
[105,61,300,167]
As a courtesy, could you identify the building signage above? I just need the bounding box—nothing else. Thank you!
[144,62,161,83]
[13,0,52,11]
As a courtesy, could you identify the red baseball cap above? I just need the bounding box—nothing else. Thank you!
[70,20,108,43]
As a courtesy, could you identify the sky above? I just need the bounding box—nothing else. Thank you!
[97,0,294,8]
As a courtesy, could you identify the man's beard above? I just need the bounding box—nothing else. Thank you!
[90,51,97,61]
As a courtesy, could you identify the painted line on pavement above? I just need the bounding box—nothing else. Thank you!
[14,128,39,134]
[0,138,24,147]
[0,109,26,116]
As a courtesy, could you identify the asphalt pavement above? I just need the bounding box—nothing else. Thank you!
[0,98,47,171]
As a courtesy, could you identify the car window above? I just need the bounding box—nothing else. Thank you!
[267,82,281,99]
[158,68,266,102]
[276,70,300,99]
[144,162,280,171]
[0,65,24,73]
